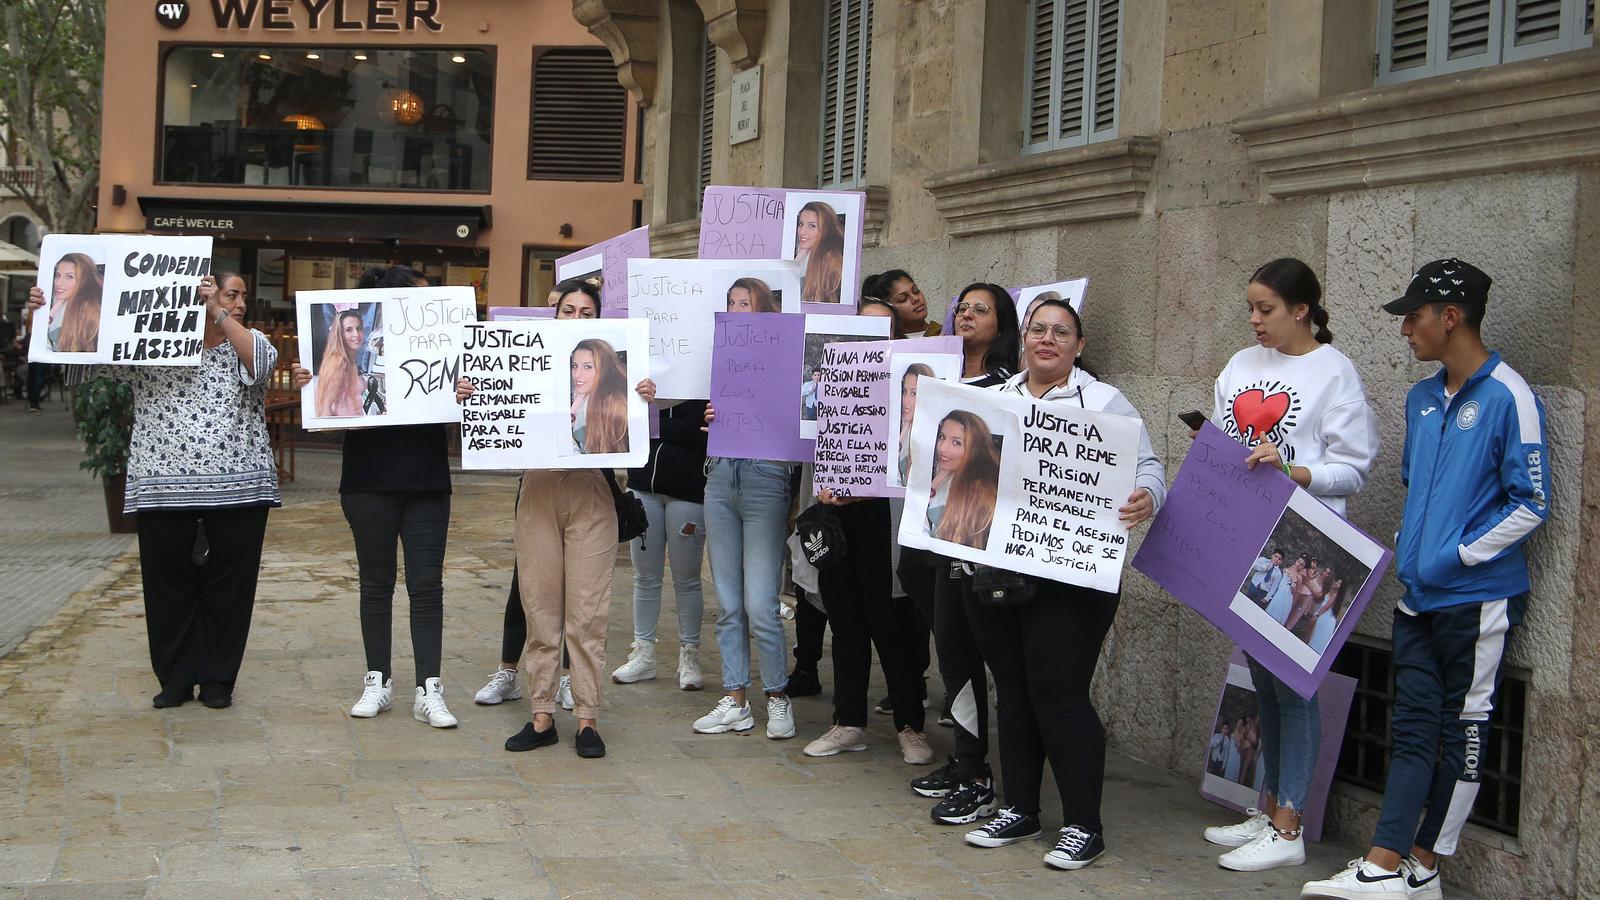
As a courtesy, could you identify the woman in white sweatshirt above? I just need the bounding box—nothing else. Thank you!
[1199,258,1379,873]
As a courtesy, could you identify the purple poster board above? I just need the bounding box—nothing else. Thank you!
[813,338,894,497]
[698,187,787,259]
[698,185,865,314]
[554,225,650,318]
[1132,422,1393,699]
[706,312,814,463]
[488,306,556,321]
[1199,652,1356,843]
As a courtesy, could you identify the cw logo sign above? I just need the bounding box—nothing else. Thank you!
[156,0,191,28]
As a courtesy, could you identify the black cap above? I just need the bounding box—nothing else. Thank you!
[1383,259,1491,315]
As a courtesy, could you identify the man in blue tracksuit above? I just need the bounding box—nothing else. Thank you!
[1304,259,1549,900]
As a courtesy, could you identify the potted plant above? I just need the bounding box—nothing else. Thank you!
[72,375,136,533]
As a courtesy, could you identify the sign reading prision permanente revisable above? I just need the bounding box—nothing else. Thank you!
[175,0,444,32]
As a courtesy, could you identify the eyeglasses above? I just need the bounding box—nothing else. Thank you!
[1026,323,1077,341]
[954,302,992,316]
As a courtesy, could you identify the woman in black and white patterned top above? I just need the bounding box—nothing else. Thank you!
[30,272,279,711]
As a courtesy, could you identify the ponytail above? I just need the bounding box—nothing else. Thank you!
[1250,257,1332,344]
[1309,304,1333,344]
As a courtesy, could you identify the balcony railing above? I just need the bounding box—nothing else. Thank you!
[0,167,38,194]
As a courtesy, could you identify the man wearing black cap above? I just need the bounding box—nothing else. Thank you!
[1303,260,1549,900]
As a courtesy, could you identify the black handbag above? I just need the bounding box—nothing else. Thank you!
[971,564,1038,607]
[795,503,849,570]
[602,470,650,544]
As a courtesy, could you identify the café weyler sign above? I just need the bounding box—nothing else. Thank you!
[156,0,444,31]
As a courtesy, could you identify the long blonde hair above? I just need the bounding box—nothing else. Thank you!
[728,277,781,313]
[936,410,1001,548]
[575,338,629,453]
[316,309,364,417]
[798,201,844,303]
[53,253,103,352]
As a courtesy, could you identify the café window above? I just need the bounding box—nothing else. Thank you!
[161,46,494,191]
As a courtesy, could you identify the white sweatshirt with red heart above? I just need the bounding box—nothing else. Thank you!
[1210,343,1379,515]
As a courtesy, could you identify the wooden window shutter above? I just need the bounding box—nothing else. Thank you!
[698,34,716,200]
[530,48,627,182]
[1090,0,1122,136]
[819,0,871,188]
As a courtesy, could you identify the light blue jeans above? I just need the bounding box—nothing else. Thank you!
[703,458,792,693]
[1248,656,1320,811]
[629,489,706,646]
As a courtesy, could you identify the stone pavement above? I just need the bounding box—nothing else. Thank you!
[0,477,1401,898]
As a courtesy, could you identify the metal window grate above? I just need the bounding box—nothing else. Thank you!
[530,48,628,182]
[1330,639,1526,836]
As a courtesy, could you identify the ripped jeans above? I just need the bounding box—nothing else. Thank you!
[628,489,706,646]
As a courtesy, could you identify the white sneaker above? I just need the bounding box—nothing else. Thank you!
[412,677,458,728]
[557,674,575,711]
[897,727,934,765]
[349,671,392,718]
[803,724,867,757]
[611,639,657,683]
[473,668,522,705]
[677,644,704,691]
[1401,857,1442,900]
[1300,858,1409,899]
[693,695,755,734]
[1219,827,1305,872]
[766,695,796,740]
[1204,808,1272,847]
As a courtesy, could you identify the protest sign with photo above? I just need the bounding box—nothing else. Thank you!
[296,287,476,431]
[29,233,215,366]
[1200,653,1356,843]
[799,313,892,439]
[629,258,803,400]
[940,279,1084,333]
[698,185,865,312]
[554,225,650,316]
[814,336,963,498]
[458,318,649,470]
[1131,422,1393,699]
[705,312,813,463]
[897,379,1142,593]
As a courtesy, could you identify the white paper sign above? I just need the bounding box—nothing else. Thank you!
[897,379,1142,592]
[1017,277,1088,325]
[28,233,215,366]
[799,312,891,439]
[628,257,802,399]
[459,318,650,470]
[887,350,963,489]
[296,286,476,431]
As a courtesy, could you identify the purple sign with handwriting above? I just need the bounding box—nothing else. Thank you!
[1200,652,1356,843]
[555,225,650,317]
[698,185,866,314]
[813,339,894,497]
[706,312,814,463]
[698,187,788,260]
[1132,422,1393,699]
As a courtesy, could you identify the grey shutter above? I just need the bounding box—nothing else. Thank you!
[1025,0,1120,152]
[1025,0,1055,145]
[1503,0,1596,61]
[1388,0,1433,72]
[1089,0,1121,136]
[1058,0,1089,144]
[819,0,871,187]
[1446,0,1494,58]
[530,48,628,182]
[697,34,716,200]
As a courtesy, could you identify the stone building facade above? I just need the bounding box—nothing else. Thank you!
[572,0,1600,894]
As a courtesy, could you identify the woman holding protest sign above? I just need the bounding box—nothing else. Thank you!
[1198,258,1377,874]
[959,297,1165,871]
[28,271,277,709]
[292,266,474,730]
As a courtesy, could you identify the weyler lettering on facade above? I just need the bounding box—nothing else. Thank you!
[206,0,443,32]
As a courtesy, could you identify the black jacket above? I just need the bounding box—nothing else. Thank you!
[627,400,710,504]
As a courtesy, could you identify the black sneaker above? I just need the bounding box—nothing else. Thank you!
[873,696,893,715]
[786,668,822,697]
[964,806,1042,847]
[505,721,558,752]
[574,726,606,759]
[910,756,960,798]
[931,779,998,825]
[1043,825,1104,869]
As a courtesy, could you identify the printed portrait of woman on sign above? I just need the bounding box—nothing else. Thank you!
[47,252,104,353]
[926,409,1001,550]
[794,201,844,304]
[570,338,630,454]
[314,304,385,418]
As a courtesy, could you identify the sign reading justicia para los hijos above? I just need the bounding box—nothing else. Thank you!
[28,233,215,366]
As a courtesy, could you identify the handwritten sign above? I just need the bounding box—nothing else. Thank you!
[698,186,788,259]
[296,287,475,430]
[698,185,866,313]
[554,225,650,316]
[28,233,215,366]
[706,312,813,463]
[898,379,1141,592]
[1132,422,1393,698]
[459,319,649,470]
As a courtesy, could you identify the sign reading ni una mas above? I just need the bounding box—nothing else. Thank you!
[161,0,444,32]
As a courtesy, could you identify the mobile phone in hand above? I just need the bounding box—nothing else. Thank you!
[1177,410,1207,431]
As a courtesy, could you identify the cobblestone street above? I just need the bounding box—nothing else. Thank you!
[1,407,1386,897]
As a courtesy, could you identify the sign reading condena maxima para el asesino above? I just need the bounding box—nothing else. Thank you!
[29,233,215,366]
[458,318,650,470]
[897,379,1142,593]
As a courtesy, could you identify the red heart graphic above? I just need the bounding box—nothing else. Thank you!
[1231,389,1290,443]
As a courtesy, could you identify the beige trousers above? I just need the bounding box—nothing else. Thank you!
[515,469,617,719]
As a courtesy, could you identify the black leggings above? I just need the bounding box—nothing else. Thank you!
[896,549,939,691]
[934,564,990,781]
[965,580,1118,828]
[816,501,924,731]
[341,491,450,686]
[136,506,270,694]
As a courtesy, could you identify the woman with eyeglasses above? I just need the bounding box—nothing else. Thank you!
[910,283,1023,826]
[959,298,1165,871]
